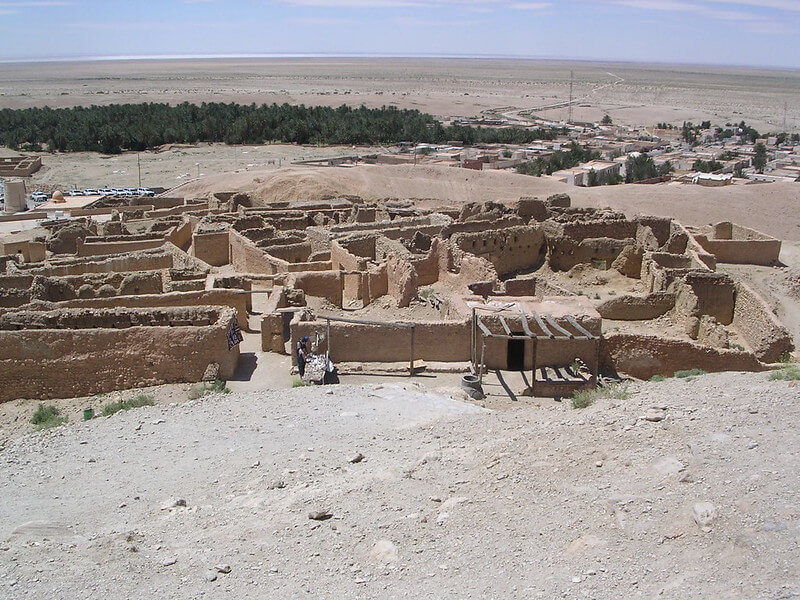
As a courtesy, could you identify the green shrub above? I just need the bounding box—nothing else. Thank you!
[649,375,667,382]
[674,369,707,379]
[571,383,631,409]
[31,404,67,430]
[102,394,155,417]
[768,365,800,381]
[188,379,231,400]
[292,379,310,388]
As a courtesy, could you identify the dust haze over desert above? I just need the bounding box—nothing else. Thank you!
[0,1,799,599]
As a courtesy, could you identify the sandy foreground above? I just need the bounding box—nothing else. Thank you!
[1,57,798,130]
[1,372,798,599]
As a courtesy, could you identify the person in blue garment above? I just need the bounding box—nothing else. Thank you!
[296,336,310,377]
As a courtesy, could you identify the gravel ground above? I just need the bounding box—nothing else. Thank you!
[1,371,798,599]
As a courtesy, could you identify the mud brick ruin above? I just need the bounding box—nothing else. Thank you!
[0,191,792,400]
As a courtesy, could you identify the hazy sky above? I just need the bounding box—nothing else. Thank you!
[0,0,798,67]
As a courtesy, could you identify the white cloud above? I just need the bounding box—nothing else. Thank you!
[507,2,551,9]
[0,1,74,5]
[611,0,784,24]
[704,0,800,11]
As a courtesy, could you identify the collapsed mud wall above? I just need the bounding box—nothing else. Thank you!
[10,248,177,277]
[732,282,794,362]
[452,225,545,277]
[0,307,240,401]
[36,289,250,330]
[597,292,676,320]
[693,222,782,266]
[600,333,766,379]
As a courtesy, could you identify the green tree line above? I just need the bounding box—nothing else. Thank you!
[0,102,561,154]
[516,142,600,177]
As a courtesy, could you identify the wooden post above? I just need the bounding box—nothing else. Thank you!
[471,308,476,374]
[409,325,416,377]
[479,340,486,385]
[326,318,332,357]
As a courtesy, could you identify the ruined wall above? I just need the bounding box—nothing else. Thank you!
[548,237,633,272]
[166,220,193,251]
[387,255,418,308]
[693,234,782,266]
[285,271,343,307]
[679,272,736,325]
[229,230,274,275]
[41,289,250,330]
[1,240,46,263]
[330,239,369,271]
[0,307,240,401]
[77,237,165,257]
[600,333,766,379]
[558,219,638,241]
[597,292,676,320]
[192,230,230,267]
[11,251,173,277]
[732,282,794,362]
[452,225,545,277]
[636,216,673,247]
[261,286,291,353]
[265,242,312,264]
[292,319,471,363]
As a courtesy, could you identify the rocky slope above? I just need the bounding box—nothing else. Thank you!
[1,372,798,599]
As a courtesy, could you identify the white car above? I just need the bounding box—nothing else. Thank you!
[137,188,155,197]
[31,192,48,203]
[98,188,113,195]
[68,190,84,197]
[83,188,99,195]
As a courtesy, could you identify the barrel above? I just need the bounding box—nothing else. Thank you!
[460,374,485,400]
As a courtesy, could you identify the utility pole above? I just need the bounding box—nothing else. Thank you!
[783,101,788,134]
[137,153,142,188]
[568,70,574,125]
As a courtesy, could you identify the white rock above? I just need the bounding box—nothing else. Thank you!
[368,540,398,564]
[692,502,717,532]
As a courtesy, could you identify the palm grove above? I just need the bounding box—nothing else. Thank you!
[0,102,564,154]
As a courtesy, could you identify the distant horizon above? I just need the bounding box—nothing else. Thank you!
[2,52,799,73]
[0,1,798,69]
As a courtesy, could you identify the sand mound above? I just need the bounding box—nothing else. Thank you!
[175,164,569,206]
[176,164,800,241]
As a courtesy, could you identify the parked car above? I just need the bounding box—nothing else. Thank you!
[98,188,113,195]
[68,190,84,197]
[31,192,48,203]
[83,188,99,195]
[137,188,155,197]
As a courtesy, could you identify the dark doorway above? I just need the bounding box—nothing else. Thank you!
[507,336,525,371]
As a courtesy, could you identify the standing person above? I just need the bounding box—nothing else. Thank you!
[296,336,309,377]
